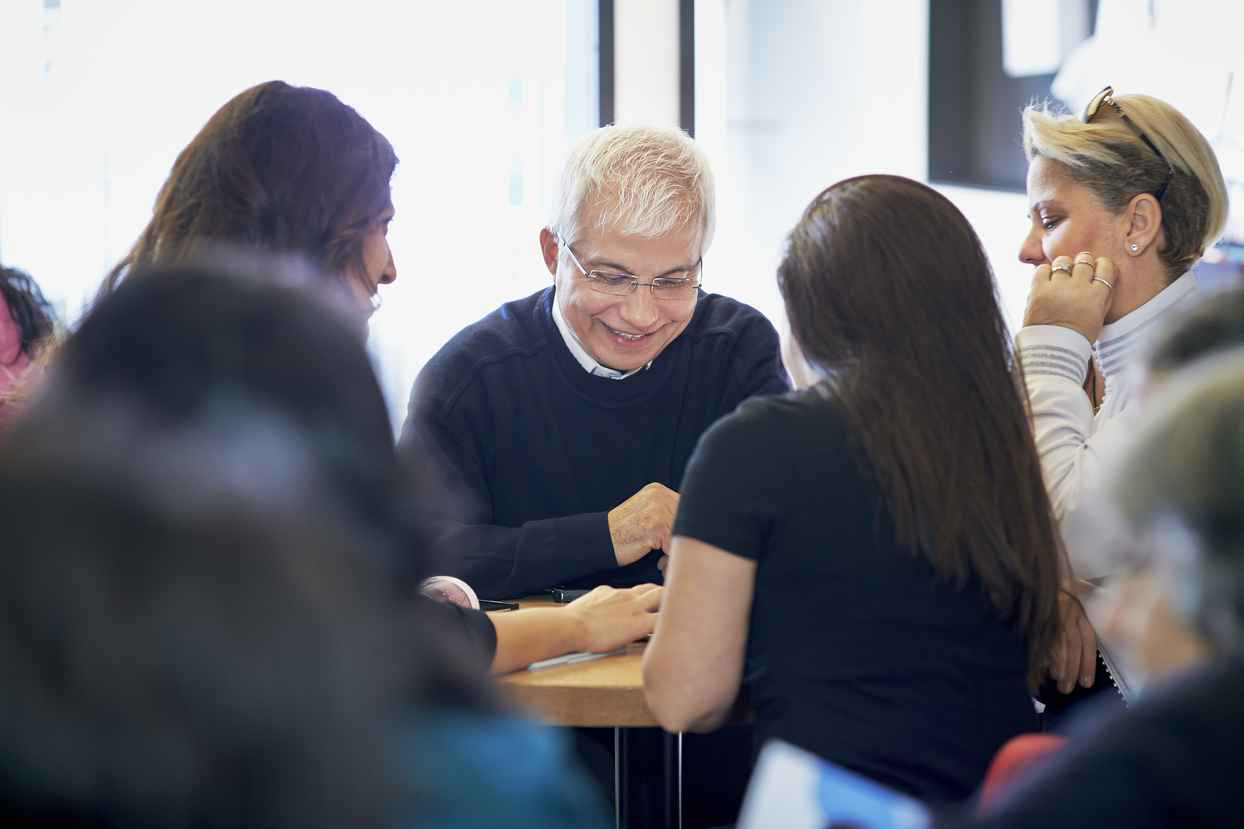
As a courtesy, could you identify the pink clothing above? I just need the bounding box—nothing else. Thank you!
[0,292,32,396]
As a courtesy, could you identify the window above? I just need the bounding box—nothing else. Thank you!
[0,0,601,428]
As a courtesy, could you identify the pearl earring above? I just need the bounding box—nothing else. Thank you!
[1129,243,1140,253]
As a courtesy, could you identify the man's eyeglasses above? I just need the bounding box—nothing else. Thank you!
[1083,85,1176,203]
[555,234,702,301]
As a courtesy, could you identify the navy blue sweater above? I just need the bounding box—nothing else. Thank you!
[400,286,789,599]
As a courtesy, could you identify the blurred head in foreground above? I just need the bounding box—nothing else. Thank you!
[53,258,418,586]
[1102,349,1244,684]
[0,404,409,828]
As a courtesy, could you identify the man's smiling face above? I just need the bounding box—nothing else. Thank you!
[548,208,702,373]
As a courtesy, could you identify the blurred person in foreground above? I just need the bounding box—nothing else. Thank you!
[2,263,610,827]
[0,407,410,828]
[1014,85,1229,713]
[939,348,1244,829]
[645,175,1066,804]
[97,78,658,674]
[1049,287,1244,698]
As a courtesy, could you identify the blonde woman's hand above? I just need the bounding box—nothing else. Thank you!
[1024,253,1115,344]
[1048,588,1098,694]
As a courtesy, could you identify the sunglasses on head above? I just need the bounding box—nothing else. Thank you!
[1082,85,1176,203]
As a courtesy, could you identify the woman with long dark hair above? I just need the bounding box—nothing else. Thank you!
[97,79,658,674]
[645,175,1064,802]
[101,80,398,317]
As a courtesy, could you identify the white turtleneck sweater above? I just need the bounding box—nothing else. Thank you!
[1015,272,1201,580]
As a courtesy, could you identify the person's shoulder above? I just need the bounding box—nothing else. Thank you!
[432,287,552,366]
[416,288,554,408]
[687,292,777,340]
[705,384,844,450]
[735,383,843,426]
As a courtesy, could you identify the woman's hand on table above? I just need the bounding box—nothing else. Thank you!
[566,584,662,653]
[1024,252,1115,344]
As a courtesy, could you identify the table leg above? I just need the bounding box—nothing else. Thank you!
[613,728,683,828]
[613,726,628,829]
[662,731,682,828]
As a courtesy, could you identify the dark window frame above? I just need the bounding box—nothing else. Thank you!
[598,0,614,127]
[596,0,695,134]
[928,0,1098,193]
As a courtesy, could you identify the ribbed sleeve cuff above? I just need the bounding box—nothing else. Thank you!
[1016,325,1092,386]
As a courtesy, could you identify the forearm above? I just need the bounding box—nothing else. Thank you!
[431,511,617,599]
[488,608,586,674]
[647,674,735,732]
[644,640,739,733]
[643,537,753,734]
[1017,325,1098,515]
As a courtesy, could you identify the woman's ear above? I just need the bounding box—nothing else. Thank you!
[1124,193,1163,257]
[538,228,559,278]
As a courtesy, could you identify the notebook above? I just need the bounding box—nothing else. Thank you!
[738,740,931,829]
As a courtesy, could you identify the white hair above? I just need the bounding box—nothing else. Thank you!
[548,125,716,253]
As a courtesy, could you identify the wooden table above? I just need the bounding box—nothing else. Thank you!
[500,641,656,726]
[495,600,682,829]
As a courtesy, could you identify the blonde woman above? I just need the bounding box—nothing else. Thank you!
[1015,86,1229,706]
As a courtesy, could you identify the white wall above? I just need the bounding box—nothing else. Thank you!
[0,0,595,431]
[695,0,1032,333]
[613,0,680,126]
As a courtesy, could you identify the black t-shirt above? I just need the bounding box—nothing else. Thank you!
[674,386,1038,803]
[413,594,498,670]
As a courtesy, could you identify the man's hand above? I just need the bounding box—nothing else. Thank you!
[608,482,679,567]
[566,584,662,653]
[1023,252,1115,344]
[1048,588,1098,694]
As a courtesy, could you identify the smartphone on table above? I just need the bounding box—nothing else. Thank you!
[546,586,591,603]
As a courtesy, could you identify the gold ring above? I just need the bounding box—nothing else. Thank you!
[1051,264,1073,275]
[1074,253,1095,265]
[1092,276,1114,290]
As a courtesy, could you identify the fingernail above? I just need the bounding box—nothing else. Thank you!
[1082,675,1093,687]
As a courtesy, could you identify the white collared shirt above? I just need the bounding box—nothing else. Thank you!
[551,292,652,380]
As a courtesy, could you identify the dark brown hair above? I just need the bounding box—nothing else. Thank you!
[778,175,1061,686]
[101,81,397,297]
[0,265,55,363]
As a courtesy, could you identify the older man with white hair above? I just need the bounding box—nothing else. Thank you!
[402,125,787,600]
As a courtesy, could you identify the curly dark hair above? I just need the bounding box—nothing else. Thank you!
[0,265,56,364]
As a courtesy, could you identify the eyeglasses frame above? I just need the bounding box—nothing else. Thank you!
[554,233,703,301]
